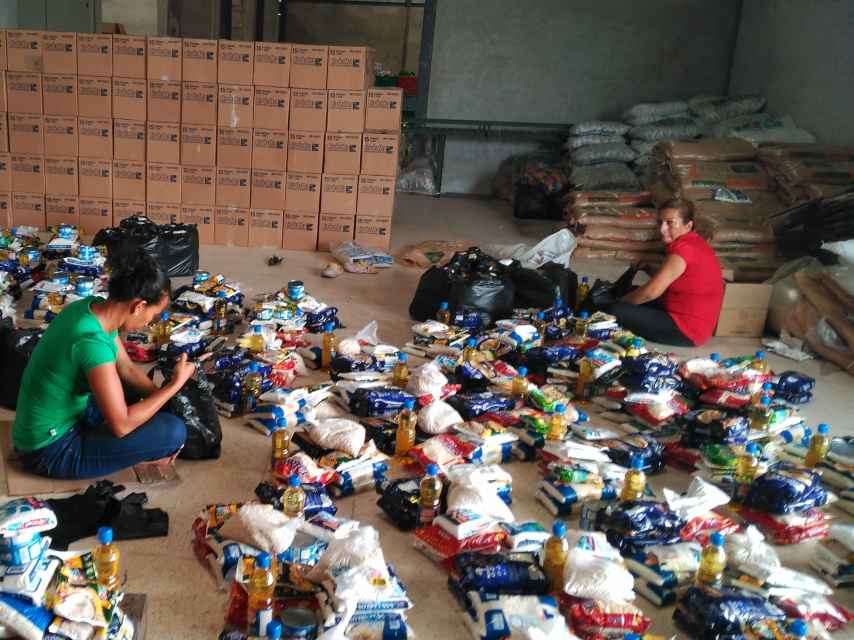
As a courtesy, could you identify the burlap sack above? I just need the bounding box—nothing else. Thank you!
[696,216,774,244]
[668,161,773,192]
[567,191,653,208]
[568,206,659,228]
[577,237,665,252]
[573,247,664,263]
[758,144,854,162]
[398,241,470,268]
[582,224,660,242]
[771,159,854,186]
[656,138,756,163]
[691,190,783,220]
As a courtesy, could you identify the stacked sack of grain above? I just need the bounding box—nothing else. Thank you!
[758,144,854,205]
[565,121,641,193]
[564,191,666,264]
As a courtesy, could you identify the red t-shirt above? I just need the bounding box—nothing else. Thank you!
[659,231,724,346]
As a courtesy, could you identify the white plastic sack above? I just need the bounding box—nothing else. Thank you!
[308,526,391,589]
[337,321,380,357]
[564,530,622,562]
[663,476,730,521]
[407,361,448,400]
[484,229,576,269]
[726,526,780,570]
[447,472,515,523]
[217,504,300,555]
[417,400,463,435]
[562,550,635,603]
[305,419,366,457]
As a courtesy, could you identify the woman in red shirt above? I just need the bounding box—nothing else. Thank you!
[605,199,724,346]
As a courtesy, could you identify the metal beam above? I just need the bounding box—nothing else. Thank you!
[415,0,435,119]
[219,0,232,39]
[286,0,424,6]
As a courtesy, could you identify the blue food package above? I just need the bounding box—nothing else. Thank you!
[450,552,548,595]
[595,501,686,554]
[674,586,785,638]
[744,464,828,514]
[350,388,417,418]
[446,392,516,420]
[330,354,382,376]
[776,370,815,395]
[600,434,664,471]
[376,478,420,531]
[681,409,749,447]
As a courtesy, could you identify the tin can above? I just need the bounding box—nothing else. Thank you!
[193,270,211,285]
[51,270,70,285]
[279,607,317,639]
[75,276,95,297]
[20,248,41,267]
[287,280,305,301]
[77,245,97,262]
[56,224,76,240]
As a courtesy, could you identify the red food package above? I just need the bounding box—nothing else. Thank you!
[224,579,248,627]
[663,443,701,470]
[408,434,477,468]
[272,452,337,485]
[558,594,651,637]
[681,511,741,544]
[605,386,628,402]
[699,388,751,409]
[775,595,853,632]
[412,524,506,564]
[738,507,831,545]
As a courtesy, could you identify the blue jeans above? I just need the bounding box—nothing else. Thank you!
[18,400,187,480]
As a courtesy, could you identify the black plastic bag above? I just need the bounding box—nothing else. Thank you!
[580,265,638,312]
[158,223,199,277]
[510,263,577,309]
[94,215,199,277]
[450,274,515,325]
[513,183,564,220]
[409,265,453,321]
[0,320,42,409]
[148,364,222,460]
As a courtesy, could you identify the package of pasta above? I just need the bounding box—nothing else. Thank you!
[595,501,686,554]
[272,453,337,486]
[558,594,651,637]
[737,507,831,545]
[680,409,749,447]
[673,585,786,639]
[680,511,740,545]
[599,434,664,471]
[446,392,516,420]
[775,594,853,632]
[412,524,505,565]
[408,434,476,469]
[743,464,828,514]
[449,551,548,595]
[698,388,751,409]
[376,478,421,532]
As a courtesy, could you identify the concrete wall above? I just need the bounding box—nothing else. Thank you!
[729,0,854,146]
[102,0,159,35]
[0,3,18,28]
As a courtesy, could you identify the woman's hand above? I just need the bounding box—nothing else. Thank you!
[169,353,196,391]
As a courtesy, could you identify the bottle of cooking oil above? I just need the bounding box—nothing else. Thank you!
[272,424,291,464]
[749,395,773,433]
[436,301,452,325]
[213,299,228,335]
[418,464,443,526]
[695,532,727,586]
[392,352,410,388]
[462,338,478,363]
[246,552,276,634]
[247,324,265,353]
[751,381,774,406]
[156,311,172,346]
[575,276,590,312]
[321,322,337,371]
[575,358,593,399]
[542,521,568,593]
[535,311,549,341]
[625,338,643,359]
[511,366,529,399]
[547,404,567,441]
[804,423,831,468]
[787,619,808,640]
[242,368,263,415]
[733,442,760,503]
[619,455,646,502]
[93,527,120,591]
[752,350,768,374]
[575,311,590,338]
[395,399,418,457]
[283,474,306,518]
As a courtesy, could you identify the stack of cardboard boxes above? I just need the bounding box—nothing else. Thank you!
[0,29,402,251]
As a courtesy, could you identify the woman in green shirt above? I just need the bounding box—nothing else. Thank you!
[13,250,195,479]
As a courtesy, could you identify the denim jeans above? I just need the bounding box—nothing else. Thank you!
[18,399,187,480]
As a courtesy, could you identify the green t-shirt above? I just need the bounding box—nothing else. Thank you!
[13,297,118,452]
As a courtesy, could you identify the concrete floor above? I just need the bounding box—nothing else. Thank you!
[2,193,853,638]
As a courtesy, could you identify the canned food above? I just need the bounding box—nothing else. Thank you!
[279,607,317,639]
[255,306,274,321]
[56,224,76,240]
[287,280,305,301]
[20,248,41,267]
[75,276,95,297]
[51,270,70,285]
[77,245,97,262]
[193,270,211,285]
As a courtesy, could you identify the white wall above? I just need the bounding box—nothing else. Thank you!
[102,0,159,35]
[729,0,854,146]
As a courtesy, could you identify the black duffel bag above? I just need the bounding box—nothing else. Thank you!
[510,262,577,310]
[0,319,43,409]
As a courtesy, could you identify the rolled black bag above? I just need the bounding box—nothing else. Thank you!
[510,262,577,310]
[157,223,200,277]
[93,215,199,277]
[0,319,43,409]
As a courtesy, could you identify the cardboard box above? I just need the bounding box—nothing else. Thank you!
[248,208,283,247]
[253,86,289,130]
[44,116,77,156]
[364,87,402,132]
[112,78,146,121]
[146,201,179,225]
[7,30,42,72]
[714,283,773,338]
[289,89,327,132]
[288,131,324,173]
[78,117,113,159]
[181,81,216,125]
[182,38,217,83]
[8,114,43,154]
[282,210,318,251]
[324,132,361,174]
[214,206,248,246]
[11,154,44,193]
[146,162,181,203]
[217,127,251,168]
[113,119,145,161]
[218,40,253,85]
[77,34,112,77]
[0,118,6,153]
[0,192,8,228]
[0,72,5,111]
[112,160,146,200]
[252,128,287,171]
[0,30,5,72]
[113,198,146,224]
[321,173,357,215]
[216,167,251,208]
[147,36,181,81]
[78,158,112,198]
[317,212,355,251]
[45,194,79,229]
[327,90,365,133]
[42,31,76,75]
[78,196,112,233]
[181,124,216,167]
[6,72,43,114]
[146,121,180,163]
[254,42,290,88]
[285,171,320,213]
[42,74,78,116]
[327,46,374,90]
[180,204,214,243]
[44,156,77,196]
[12,192,45,228]
[289,45,328,89]
[357,174,395,216]
[77,76,111,118]
[148,80,181,123]
[354,212,392,252]
[0,153,9,191]
[181,165,215,205]
[113,35,146,78]
[218,84,253,128]
[361,133,399,176]
[251,169,285,210]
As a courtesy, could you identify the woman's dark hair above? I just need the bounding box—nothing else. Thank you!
[107,249,171,304]
[659,198,695,225]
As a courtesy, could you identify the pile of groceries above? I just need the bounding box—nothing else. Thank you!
[0,498,134,639]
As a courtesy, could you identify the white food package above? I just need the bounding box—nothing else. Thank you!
[446,471,514,523]
[417,400,463,435]
[726,526,781,570]
[663,476,730,521]
[305,419,366,457]
[563,549,635,603]
[217,504,300,555]
[407,361,449,400]
[337,321,380,356]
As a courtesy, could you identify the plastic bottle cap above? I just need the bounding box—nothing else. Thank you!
[405,399,416,410]
[97,527,113,544]
[745,443,760,456]
[552,521,566,537]
[426,464,439,476]
[710,353,720,362]
[537,312,545,320]
[266,620,283,640]
[630,456,644,470]
[760,396,771,406]
[623,634,641,640]
[275,417,286,428]
[631,338,642,347]
[517,367,528,377]
[755,350,765,359]
[710,532,725,546]
[801,436,811,447]
[325,322,335,332]
[817,423,829,434]
[398,352,407,362]
[788,619,807,638]
[579,311,589,319]
[581,276,588,283]
[554,404,565,414]
[466,338,477,348]
[439,301,449,310]
[288,474,300,488]
[762,382,774,390]
[254,325,262,333]
[255,552,271,569]
[160,311,169,321]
